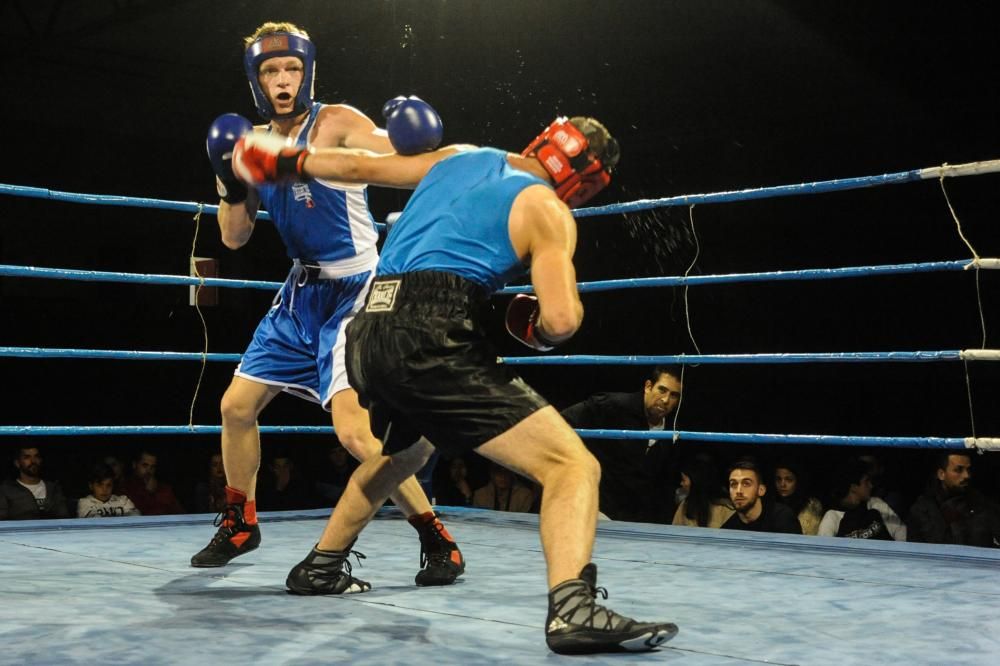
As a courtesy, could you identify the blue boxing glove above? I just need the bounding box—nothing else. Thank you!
[206,113,253,204]
[382,95,443,155]
[505,294,559,352]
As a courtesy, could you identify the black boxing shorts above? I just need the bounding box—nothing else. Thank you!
[345,271,549,456]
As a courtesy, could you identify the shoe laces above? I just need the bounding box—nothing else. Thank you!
[305,549,366,583]
[418,521,455,568]
[552,582,624,632]
[208,503,247,542]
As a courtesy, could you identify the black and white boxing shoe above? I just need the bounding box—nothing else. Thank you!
[286,543,371,595]
[545,563,678,654]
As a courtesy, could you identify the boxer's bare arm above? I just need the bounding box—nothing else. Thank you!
[218,188,260,249]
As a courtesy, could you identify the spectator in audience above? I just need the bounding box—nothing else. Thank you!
[192,452,228,514]
[672,455,734,528]
[0,445,69,520]
[472,462,535,513]
[314,444,359,506]
[858,452,907,520]
[103,454,127,495]
[256,450,314,511]
[435,457,474,507]
[907,452,1000,548]
[818,457,906,540]
[721,458,801,534]
[561,365,683,523]
[123,449,186,516]
[772,458,824,535]
[77,463,140,518]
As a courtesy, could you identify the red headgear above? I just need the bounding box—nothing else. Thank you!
[521,117,613,208]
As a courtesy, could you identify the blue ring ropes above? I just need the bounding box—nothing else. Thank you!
[3,157,997,449]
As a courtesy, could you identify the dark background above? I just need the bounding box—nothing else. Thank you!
[1,1,998,504]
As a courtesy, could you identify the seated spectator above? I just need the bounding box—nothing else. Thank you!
[103,455,127,495]
[561,365,683,523]
[0,445,69,520]
[192,452,227,514]
[314,444,359,506]
[256,450,314,511]
[472,463,535,513]
[907,452,1000,548]
[77,463,140,518]
[122,449,185,516]
[818,457,906,541]
[772,458,824,535]
[721,458,801,534]
[435,457,474,507]
[672,456,734,528]
[858,452,907,519]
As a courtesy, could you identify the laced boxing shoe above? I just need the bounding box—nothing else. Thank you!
[190,488,261,568]
[545,563,678,654]
[286,543,371,595]
[412,513,466,586]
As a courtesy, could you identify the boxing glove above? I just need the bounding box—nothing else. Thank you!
[382,95,443,155]
[206,113,253,204]
[505,294,558,352]
[231,133,309,187]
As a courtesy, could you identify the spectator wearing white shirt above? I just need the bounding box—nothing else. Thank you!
[78,463,140,518]
[818,457,906,541]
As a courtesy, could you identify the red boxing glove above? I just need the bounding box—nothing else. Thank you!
[231,134,309,186]
[505,294,558,352]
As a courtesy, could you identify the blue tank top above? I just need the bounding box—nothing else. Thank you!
[377,148,547,292]
[255,103,379,263]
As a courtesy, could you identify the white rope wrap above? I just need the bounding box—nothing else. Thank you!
[964,258,1000,270]
[919,159,1000,179]
[959,349,1000,361]
[966,438,1000,451]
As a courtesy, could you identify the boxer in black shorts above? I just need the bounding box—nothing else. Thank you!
[234,116,678,654]
[348,271,549,456]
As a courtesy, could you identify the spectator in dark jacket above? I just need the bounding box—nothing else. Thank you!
[0,446,69,520]
[908,452,1000,548]
[560,365,682,523]
[192,452,228,514]
[256,450,315,511]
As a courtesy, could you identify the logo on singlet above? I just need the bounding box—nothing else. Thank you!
[292,182,315,208]
[366,279,401,312]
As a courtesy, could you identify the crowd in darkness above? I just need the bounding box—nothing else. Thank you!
[0,443,360,520]
[3,367,999,550]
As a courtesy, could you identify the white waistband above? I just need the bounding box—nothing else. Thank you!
[294,247,378,279]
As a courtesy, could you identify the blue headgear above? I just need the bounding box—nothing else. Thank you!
[243,31,316,120]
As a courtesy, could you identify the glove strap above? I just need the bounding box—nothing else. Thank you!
[276,149,310,179]
[218,177,248,205]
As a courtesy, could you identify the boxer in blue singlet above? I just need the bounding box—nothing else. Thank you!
[234,116,679,654]
[193,21,463,588]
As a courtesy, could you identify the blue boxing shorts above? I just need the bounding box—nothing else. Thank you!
[236,260,375,410]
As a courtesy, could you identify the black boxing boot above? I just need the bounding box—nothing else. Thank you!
[190,487,261,568]
[286,542,371,595]
[545,563,678,654]
[409,511,465,586]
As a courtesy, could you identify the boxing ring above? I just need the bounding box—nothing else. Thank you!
[2,159,1000,663]
[2,509,999,663]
